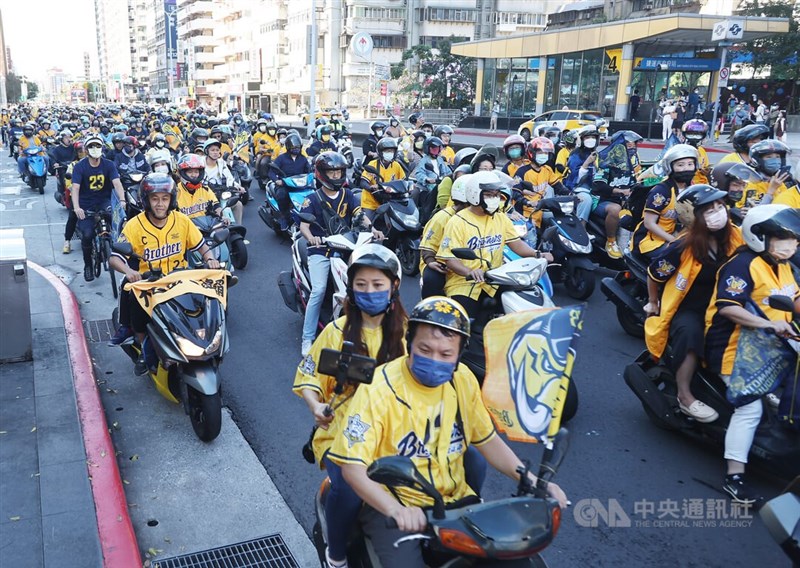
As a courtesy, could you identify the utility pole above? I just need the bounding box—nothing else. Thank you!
[308,0,317,138]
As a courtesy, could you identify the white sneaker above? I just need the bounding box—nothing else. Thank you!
[766,392,780,410]
[301,339,313,356]
[243,239,250,245]
[325,547,348,568]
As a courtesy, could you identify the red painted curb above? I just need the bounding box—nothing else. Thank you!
[29,262,141,568]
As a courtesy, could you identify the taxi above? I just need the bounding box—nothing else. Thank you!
[518,109,608,141]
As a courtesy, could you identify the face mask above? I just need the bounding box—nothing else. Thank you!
[762,158,782,176]
[414,140,424,149]
[87,147,103,159]
[768,238,798,262]
[672,170,695,184]
[627,147,638,157]
[258,125,267,132]
[410,354,456,388]
[353,290,391,316]
[375,130,383,137]
[278,137,286,144]
[508,147,522,160]
[483,196,501,214]
[424,131,432,138]
[583,137,597,149]
[535,153,549,166]
[290,148,301,156]
[321,134,330,142]
[124,145,134,155]
[154,164,169,174]
[268,130,276,137]
[382,152,395,162]
[703,207,728,231]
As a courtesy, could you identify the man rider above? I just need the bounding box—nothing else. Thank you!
[71,135,127,282]
[327,296,568,568]
[719,123,769,166]
[307,124,338,157]
[362,121,386,162]
[16,123,47,178]
[203,139,244,225]
[360,138,408,222]
[269,133,314,231]
[114,136,149,181]
[48,129,77,189]
[7,119,23,157]
[328,111,349,138]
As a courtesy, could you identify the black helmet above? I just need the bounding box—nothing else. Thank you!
[370,121,387,137]
[732,123,769,154]
[423,136,443,157]
[315,151,348,191]
[711,163,763,204]
[411,129,426,144]
[454,147,478,167]
[190,127,209,140]
[377,138,398,162]
[346,244,402,287]
[139,173,177,213]
[111,132,126,144]
[285,133,302,152]
[749,139,790,175]
[407,112,421,127]
[434,125,454,139]
[22,123,34,134]
[407,296,470,346]
[677,184,728,211]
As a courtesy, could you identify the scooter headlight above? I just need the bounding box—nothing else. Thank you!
[221,191,232,200]
[558,201,574,215]
[175,336,205,358]
[558,233,592,254]
[509,272,532,287]
[204,329,223,355]
[393,209,420,229]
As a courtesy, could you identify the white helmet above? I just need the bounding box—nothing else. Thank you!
[465,171,504,206]
[660,144,698,175]
[450,174,471,204]
[741,204,800,253]
[147,148,172,167]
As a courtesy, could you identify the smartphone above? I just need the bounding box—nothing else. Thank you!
[778,165,793,177]
[318,348,376,385]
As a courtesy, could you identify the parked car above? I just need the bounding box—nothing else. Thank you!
[518,109,609,140]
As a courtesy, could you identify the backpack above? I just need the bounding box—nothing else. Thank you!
[315,189,350,236]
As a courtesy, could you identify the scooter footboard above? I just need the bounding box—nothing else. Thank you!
[179,361,220,396]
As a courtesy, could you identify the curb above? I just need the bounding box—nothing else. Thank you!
[28,262,141,568]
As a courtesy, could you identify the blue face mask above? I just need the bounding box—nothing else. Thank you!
[761,158,782,176]
[353,290,391,316]
[410,353,457,388]
[508,147,522,159]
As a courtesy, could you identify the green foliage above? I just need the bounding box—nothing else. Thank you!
[735,0,799,81]
[6,73,38,101]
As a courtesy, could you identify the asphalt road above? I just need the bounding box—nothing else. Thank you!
[219,150,785,566]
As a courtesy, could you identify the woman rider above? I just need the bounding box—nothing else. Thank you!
[644,184,743,423]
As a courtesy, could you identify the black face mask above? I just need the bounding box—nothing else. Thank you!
[672,170,695,184]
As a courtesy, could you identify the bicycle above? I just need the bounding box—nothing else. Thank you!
[87,209,118,298]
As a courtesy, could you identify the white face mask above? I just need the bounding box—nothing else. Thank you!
[88,147,103,159]
[583,137,597,149]
[768,237,798,261]
[483,196,501,214]
[381,152,394,162]
[535,154,549,166]
[154,164,169,174]
[703,207,728,231]
[155,141,165,148]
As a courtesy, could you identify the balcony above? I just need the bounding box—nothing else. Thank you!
[183,17,215,34]
[188,34,220,49]
[178,0,214,22]
[195,68,221,82]
[194,51,222,65]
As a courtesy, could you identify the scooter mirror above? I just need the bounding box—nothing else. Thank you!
[226,195,240,208]
[768,295,796,314]
[211,228,230,244]
[367,456,443,498]
[541,226,558,242]
[112,242,134,257]
[374,203,390,217]
[452,247,478,261]
[297,212,317,224]
[537,427,570,484]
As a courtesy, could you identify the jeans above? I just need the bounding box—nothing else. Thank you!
[721,375,763,464]
[322,457,363,561]
[573,189,593,222]
[303,254,330,341]
[76,217,96,267]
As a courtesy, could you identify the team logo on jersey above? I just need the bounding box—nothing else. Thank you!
[425,228,435,241]
[654,259,674,278]
[448,423,465,455]
[397,431,431,459]
[143,242,183,262]
[651,193,666,208]
[441,237,450,250]
[725,276,747,296]
[299,354,316,375]
[343,414,370,448]
[301,198,311,209]
[467,234,503,251]
[765,284,798,305]
[675,272,688,291]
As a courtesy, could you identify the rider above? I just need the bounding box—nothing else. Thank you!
[413,136,452,192]
[327,296,568,568]
[705,204,800,504]
[293,245,407,568]
[148,148,173,176]
[108,173,220,372]
[16,123,47,178]
[202,139,243,225]
[175,154,225,221]
[71,135,126,282]
[710,162,764,223]
[745,139,793,206]
[419,174,471,298]
[564,127,600,219]
[307,124,338,157]
[632,144,698,258]
[209,126,233,157]
[501,134,528,179]
[438,171,553,319]
[644,184,743,423]
[48,129,77,182]
[7,119,22,157]
[270,132,314,231]
[360,138,408,222]
[37,119,56,143]
[114,136,149,180]
[681,119,712,185]
[434,125,455,165]
[514,137,571,228]
[298,152,377,355]
[60,140,85,255]
[362,120,386,162]
[328,111,349,138]
[253,120,281,159]
[719,123,769,166]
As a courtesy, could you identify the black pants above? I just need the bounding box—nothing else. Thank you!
[64,210,77,241]
[274,184,291,215]
[421,268,446,299]
[450,293,489,324]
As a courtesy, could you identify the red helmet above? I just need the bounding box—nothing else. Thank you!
[176,154,205,189]
[526,136,555,162]
[139,173,177,213]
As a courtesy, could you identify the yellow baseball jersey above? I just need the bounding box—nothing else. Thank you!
[176,183,219,219]
[437,208,520,299]
[360,160,407,211]
[38,128,56,141]
[502,160,529,180]
[517,164,561,226]
[441,145,455,166]
[419,206,456,273]
[737,180,788,209]
[116,211,204,275]
[292,316,398,467]
[554,147,570,181]
[691,146,710,185]
[254,132,282,158]
[327,356,496,508]
[18,135,43,153]
[718,152,751,166]
[774,187,800,208]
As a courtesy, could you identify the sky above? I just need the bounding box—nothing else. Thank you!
[1,0,97,81]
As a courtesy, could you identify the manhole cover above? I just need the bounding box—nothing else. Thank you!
[84,319,114,343]
[154,534,299,568]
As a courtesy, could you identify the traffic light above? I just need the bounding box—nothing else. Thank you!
[380,82,387,96]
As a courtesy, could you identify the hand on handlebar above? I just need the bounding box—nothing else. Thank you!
[125,269,143,283]
[388,505,427,533]
[371,228,385,241]
[764,319,796,338]
[312,402,335,429]
[545,481,569,509]
[427,261,447,274]
[205,258,221,269]
[466,268,485,283]
[541,252,554,263]
[309,235,324,247]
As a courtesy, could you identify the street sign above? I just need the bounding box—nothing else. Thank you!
[712,20,744,42]
[351,32,374,59]
[718,66,730,87]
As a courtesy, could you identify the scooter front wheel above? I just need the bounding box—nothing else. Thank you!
[188,389,222,442]
[396,239,420,277]
[230,237,248,269]
[564,266,595,300]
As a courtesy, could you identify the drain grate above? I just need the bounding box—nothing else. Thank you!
[154,534,300,568]
[84,319,114,343]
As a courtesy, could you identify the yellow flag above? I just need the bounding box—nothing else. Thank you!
[481,306,584,443]
[124,269,229,316]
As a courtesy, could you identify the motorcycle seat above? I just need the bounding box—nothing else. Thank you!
[624,249,650,275]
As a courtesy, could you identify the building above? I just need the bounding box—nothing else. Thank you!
[128,0,151,100]
[45,68,69,102]
[0,8,7,105]
[176,0,227,106]
[95,0,135,102]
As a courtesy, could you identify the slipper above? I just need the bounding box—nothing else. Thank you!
[679,400,719,423]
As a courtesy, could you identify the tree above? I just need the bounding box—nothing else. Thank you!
[5,72,39,102]
[735,0,799,111]
[390,37,476,109]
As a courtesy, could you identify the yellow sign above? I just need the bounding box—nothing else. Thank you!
[605,49,622,74]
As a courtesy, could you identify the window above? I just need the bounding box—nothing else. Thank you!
[348,6,404,20]
[417,8,477,22]
[550,111,568,121]
[494,12,546,27]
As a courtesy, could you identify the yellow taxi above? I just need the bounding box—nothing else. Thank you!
[518,109,608,141]
[300,108,337,126]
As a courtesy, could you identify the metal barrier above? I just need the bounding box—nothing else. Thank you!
[0,229,32,362]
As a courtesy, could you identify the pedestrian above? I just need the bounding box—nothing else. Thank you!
[489,99,499,132]
[767,103,780,138]
[727,104,748,143]
[662,100,676,141]
[629,89,641,121]
[754,99,767,124]
[774,110,787,143]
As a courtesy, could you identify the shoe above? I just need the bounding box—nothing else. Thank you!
[62,241,71,254]
[766,392,780,410]
[134,353,148,376]
[678,400,719,423]
[301,339,313,357]
[108,325,133,346]
[325,547,348,568]
[243,239,250,245]
[605,241,622,259]
[723,473,762,505]
[278,217,291,232]
[84,265,95,282]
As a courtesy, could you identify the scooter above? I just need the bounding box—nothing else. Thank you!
[258,165,315,239]
[230,154,253,202]
[337,133,354,168]
[188,215,234,272]
[623,294,800,481]
[110,237,232,442]
[760,476,800,565]
[451,244,578,423]
[534,196,596,300]
[313,422,569,568]
[599,248,650,338]
[23,146,47,194]
[120,171,146,218]
[278,221,374,334]
[209,185,248,270]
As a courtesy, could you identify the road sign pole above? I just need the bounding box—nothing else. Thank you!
[710,45,728,144]
[308,0,317,138]
[367,55,373,120]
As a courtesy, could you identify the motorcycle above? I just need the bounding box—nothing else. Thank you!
[623,294,800,481]
[230,154,253,202]
[120,171,146,218]
[585,181,650,271]
[52,163,69,206]
[451,244,578,423]
[110,238,232,442]
[534,196,596,301]
[188,215,235,272]
[337,133,354,168]
[10,131,21,160]
[22,146,48,194]
[210,186,248,270]
[278,222,374,334]
[599,248,650,338]
[760,476,800,565]
[313,422,569,568]
[413,162,444,228]
[258,165,316,238]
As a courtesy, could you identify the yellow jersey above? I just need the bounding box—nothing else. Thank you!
[419,206,456,273]
[327,356,496,508]
[176,183,219,219]
[254,132,282,158]
[441,146,456,166]
[516,164,561,225]
[116,211,204,275]
[691,146,710,185]
[774,187,800,208]
[718,152,751,166]
[632,182,678,255]
[360,159,407,211]
[18,135,43,153]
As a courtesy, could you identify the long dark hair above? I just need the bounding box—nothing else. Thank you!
[342,275,407,365]
[683,203,733,264]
